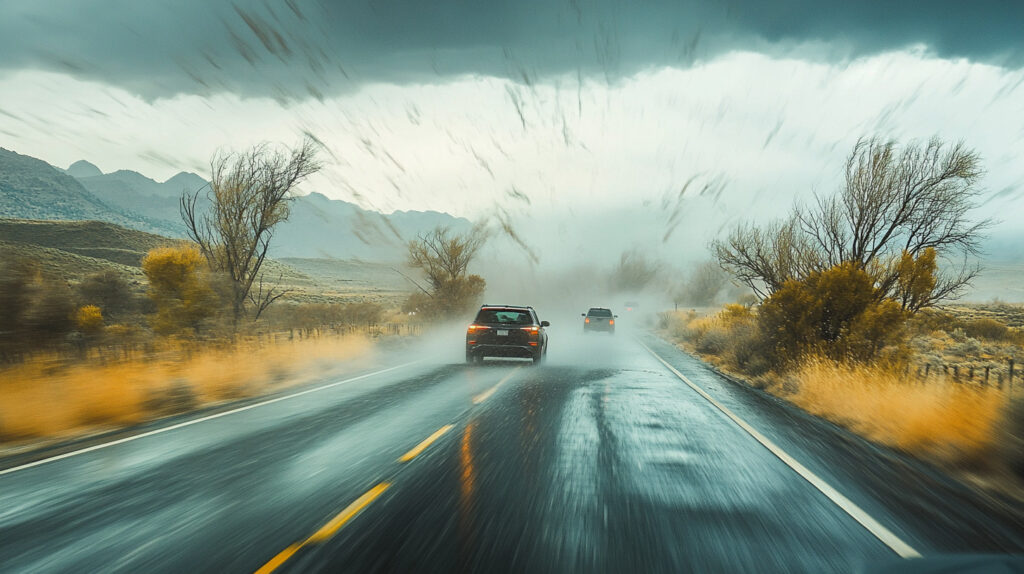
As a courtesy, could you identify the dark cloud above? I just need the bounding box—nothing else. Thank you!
[0,0,1021,100]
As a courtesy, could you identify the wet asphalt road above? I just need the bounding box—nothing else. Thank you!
[1,326,1022,573]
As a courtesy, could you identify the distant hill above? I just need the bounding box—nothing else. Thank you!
[0,148,181,236]
[1,148,120,222]
[3,147,472,261]
[65,160,102,178]
[67,162,469,261]
[273,192,470,260]
[79,169,206,200]
[76,169,208,236]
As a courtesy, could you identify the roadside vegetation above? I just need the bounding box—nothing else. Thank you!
[665,136,1024,495]
[401,224,488,319]
[0,138,424,444]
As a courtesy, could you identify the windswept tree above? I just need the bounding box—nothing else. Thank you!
[675,260,730,307]
[712,216,820,299]
[406,225,488,318]
[714,136,989,308]
[609,249,660,293]
[181,137,321,324]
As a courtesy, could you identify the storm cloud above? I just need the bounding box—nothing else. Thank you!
[1,0,1022,101]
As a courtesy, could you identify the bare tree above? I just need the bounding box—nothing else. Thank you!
[675,260,730,307]
[408,225,487,291]
[799,136,988,302]
[181,137,321,324]
[714,136,990,307]
[712,216,821,299]
[609,248,660,293]
[406,225,488,317]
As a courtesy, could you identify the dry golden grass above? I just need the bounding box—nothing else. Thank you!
[0,335,372,442]
[788,358,1008,464]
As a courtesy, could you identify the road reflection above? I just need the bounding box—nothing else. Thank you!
[458,420,477,571]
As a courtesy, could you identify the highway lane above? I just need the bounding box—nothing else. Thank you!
[1,328,1022,573]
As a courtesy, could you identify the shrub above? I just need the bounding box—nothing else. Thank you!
[142,245,222,335]
[339,302,384,325]
[75,305,104,334]
[75,271,136,321]
[0,254,77,357]
[21,279,76,345]
[906,308,957,336]
[962,318,1010,341]
[839,298,908,364]
[695,324,730,355]
[657,310,696,341]
[757,263,906,366]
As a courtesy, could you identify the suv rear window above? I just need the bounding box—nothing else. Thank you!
[588,308,613,317]
[475,309,534,325]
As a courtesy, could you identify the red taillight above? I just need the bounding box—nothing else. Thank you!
[467,324,490,334]
[521,326,539,333]
[609,319,614,325]
[584,318,590,323]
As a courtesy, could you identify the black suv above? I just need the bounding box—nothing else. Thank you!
[466,305,549,364]
[582,307,616,334]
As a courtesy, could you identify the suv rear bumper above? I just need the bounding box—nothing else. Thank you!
[467,343,538,358]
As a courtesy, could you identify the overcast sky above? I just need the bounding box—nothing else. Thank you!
[1,0,1023,261]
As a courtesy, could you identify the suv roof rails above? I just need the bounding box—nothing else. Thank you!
[481,304,533,309]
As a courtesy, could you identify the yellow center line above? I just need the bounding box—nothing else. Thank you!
[253,482,391,574]
[306,482,391,543]
[254,544,302,574]
[398,425,455,463]
[473,367,522,404]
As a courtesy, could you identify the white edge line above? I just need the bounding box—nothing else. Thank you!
[0,360,422,477]
[637,338,922,559]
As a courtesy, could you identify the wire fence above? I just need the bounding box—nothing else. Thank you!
[1,323,426,367]
[263,322,424,340]
[912,358,1021,396]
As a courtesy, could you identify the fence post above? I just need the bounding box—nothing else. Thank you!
[984,366,990,388]
[1010,358,1016,394]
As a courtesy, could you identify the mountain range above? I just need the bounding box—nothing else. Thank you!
[0,148,469,261]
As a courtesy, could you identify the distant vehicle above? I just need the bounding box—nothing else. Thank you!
[624,301,639,312]
[582,307,616,334]
[466,305,549,364]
